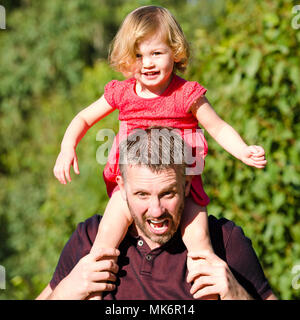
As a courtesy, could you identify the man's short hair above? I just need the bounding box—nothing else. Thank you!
[119,126,186,181]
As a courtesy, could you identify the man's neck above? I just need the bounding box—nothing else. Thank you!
[128,224,162,250]
[128,224,181,251]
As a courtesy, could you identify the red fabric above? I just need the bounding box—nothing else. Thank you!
[103,74,210,205]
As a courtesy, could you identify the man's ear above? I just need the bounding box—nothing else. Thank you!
[116,175,127,201]
[184,175,193,197]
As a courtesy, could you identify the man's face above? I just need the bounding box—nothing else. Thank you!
[117,166,186,249]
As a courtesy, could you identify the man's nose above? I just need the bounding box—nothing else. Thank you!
[148,197,164,218]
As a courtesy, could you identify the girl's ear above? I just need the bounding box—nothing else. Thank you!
[116,175,127,201]
[173,52,182,63]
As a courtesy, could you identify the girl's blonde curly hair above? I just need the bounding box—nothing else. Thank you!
[109,6,190,77]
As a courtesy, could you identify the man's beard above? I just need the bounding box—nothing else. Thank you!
[127,200,184,246]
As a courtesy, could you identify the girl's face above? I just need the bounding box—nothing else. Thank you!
[134,33,177,97]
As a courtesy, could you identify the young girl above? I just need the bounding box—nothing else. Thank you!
[53,6,266,299]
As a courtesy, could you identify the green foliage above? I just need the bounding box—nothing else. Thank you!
[0,0,299,299]
[187,0,300,299]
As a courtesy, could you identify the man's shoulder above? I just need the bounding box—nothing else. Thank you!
[208,215,244,259]
[76,214,102,244]
[208,215,236,237]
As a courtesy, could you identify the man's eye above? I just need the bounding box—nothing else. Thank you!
[162,191,175,198]
[136,192,147,198]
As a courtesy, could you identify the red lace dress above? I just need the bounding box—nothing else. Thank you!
[103,74,210,206]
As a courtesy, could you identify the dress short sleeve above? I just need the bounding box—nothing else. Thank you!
[183,81,207,113]
[104,80,119,110]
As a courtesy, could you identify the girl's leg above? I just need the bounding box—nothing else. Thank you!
[181,197,212,252]
[91,190,132,253]
[181,197,218,300]
[88,190,132,300]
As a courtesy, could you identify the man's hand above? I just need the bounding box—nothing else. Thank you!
[49,248,119,300]
[187,250,253,300]
[240,145,267,169]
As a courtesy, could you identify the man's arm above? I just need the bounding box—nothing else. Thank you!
[224,221,274,300]
[186,215,277,300]
[36,249,119,300]
[265,293,278,300]
[36,284,53,300]
[187,251,254,300]
[187,251,278,300]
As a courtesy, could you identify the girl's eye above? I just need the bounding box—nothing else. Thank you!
[153,52,161,56]
[136,53,142,58]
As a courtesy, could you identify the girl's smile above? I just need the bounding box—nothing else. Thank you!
[134,33,177,98]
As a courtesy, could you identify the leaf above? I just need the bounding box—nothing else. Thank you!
[272,193,286,210]
[245,49,262,78]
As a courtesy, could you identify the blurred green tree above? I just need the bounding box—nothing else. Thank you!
[187,0,300,299]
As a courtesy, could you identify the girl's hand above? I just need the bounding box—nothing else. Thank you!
[53,147,80,184]
[240,145,267,169]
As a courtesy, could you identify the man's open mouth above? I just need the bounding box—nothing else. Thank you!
[147,219,169,234]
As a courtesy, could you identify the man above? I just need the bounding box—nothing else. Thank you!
[37,127,276,300]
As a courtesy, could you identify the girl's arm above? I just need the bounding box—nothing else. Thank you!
[54,95,115,184]
[190,96,267,168]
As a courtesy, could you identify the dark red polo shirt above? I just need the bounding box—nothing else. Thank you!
[50,214,272,300]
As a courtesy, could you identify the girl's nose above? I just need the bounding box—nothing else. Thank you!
[143,56,154,68]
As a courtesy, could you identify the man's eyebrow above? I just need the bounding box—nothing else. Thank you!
[132,182,179,194]
[133,189,148,194]
[159,183,178,193]
[131,187,149,194]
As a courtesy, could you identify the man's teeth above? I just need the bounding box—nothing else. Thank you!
[149,219,167,228]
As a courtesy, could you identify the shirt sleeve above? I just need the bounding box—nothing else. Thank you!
[104,80,120,110]
[183,81,207,113]
[225,222,273,300]
[49,215,99,289]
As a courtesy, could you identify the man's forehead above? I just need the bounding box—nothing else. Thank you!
[125,165,177,177]
[124,165,180,187]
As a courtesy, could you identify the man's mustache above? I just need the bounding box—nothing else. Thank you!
[143,212,173,221]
